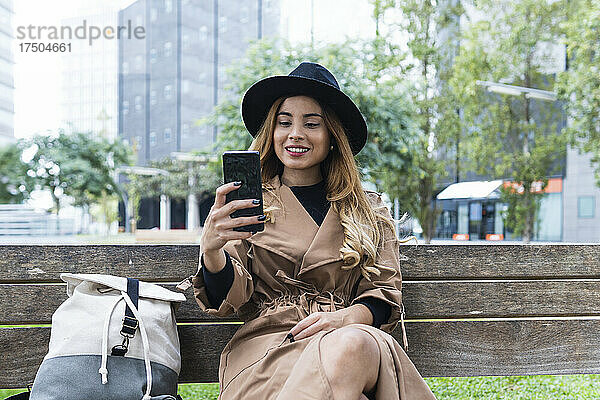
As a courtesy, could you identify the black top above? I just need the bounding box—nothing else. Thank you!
[288,179,330,226]
[202,178,392,329]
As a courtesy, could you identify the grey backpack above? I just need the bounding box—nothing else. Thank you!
[30,274,186,400]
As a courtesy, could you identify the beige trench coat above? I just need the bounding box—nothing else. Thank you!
[193,175,436,400]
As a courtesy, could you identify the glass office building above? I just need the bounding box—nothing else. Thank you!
[0,0,14,146]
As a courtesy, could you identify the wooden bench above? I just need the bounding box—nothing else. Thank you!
[1,244,600,389]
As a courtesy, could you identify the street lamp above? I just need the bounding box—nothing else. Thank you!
[115,166,170,233]
[476,80,557,102]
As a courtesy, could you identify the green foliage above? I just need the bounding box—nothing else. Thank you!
[10,131,133,231]
[450,0,567,241]
[556,0,600,186]
[0,143,35,203]
[20,131,132,211]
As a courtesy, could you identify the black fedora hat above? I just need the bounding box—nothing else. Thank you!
[241,62,368,155]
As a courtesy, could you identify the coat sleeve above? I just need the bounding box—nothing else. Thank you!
[350,192,404,334]
[192,238,254,317]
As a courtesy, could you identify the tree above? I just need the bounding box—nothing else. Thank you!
[450,0,567,242]
[0,142,35,204]
[372,0,465,242]
[556,0,600,186]
[21,131,132,233]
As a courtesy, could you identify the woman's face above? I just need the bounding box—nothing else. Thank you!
[273,96,331,178]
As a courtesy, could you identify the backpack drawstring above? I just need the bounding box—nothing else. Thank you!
[121,290,153,400]
[99,292,153,400]
[99,296,124,384]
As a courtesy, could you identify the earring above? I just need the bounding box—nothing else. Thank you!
[330,145,334,151]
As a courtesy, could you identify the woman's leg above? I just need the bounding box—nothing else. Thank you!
[319,326,380,400]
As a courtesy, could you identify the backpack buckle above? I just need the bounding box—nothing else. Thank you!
[111,336,130,357]
[120,315,139,337]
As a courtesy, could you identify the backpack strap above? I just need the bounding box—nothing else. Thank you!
[111,277,139,356]
[121,278,140,337]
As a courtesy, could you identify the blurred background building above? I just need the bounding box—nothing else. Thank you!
[0,0,14,146]
[117,0,280,229]
[118,0,280,165]
[59,1,123,140]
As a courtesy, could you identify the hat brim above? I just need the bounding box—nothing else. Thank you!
[241,75,367,155]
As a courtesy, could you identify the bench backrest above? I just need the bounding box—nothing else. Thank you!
[1,244,599,388]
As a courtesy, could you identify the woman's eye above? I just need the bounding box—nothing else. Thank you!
[279,120,291,127]
[306,122,320,128]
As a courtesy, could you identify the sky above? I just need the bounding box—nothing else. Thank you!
[13,0,133,139]
[12,0,375,140]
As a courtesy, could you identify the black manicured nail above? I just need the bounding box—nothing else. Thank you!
[233,181,242,186]
[286,333,294,342]
[257,215,266,221]
[252,199,261,205]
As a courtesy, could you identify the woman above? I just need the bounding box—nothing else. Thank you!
[193,62,436,400]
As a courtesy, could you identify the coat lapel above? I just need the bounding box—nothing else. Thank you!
[247,175,344,275]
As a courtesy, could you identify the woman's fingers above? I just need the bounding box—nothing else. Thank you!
[220,215,264,230]
[213,181,242,208]
[289,313,322,339]
[216,198,261,219]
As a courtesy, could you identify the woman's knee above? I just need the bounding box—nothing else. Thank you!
[321,326,380,364]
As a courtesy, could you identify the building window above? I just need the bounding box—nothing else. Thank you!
[199,25,208,41]
[165,0,173,13]
[122,62,129,74]
[135,55,143,70]
[164,42,172,58]
[182,79,190,94]
[150,90,157,105]
[122,100,129,115]
[164,84,173,100]
[149,131,156,147]
[240,7,249,23]
[150,8,158,22]
[219,16,227,33]
[136,15,143,28]
[164,128,172,143]
[150,48,157,64]
[134,135,142,150]
[182,34,190,49]
[134,95,142,111]
[182,123,190,138]
[578,196,595,218]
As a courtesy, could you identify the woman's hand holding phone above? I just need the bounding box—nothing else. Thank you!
[200,181,264,273]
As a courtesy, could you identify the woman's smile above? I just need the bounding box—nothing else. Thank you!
[285,145,310,156]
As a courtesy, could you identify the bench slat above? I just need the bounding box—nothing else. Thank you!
[3,280,600,324]
[2,319,600,388]
[2,245,600,283]
[0,284,239,324]
[401,244,600,279]
[0,245,199,283]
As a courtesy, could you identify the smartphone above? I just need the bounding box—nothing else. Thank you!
[222,151,264,232]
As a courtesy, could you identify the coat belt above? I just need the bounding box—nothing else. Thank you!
[256,270,347,316]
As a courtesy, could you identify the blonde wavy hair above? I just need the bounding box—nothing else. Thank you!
[248,96,399,281]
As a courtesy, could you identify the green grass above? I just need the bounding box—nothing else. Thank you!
[3,375,599,399]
